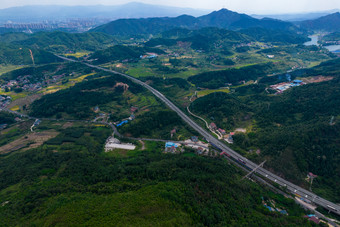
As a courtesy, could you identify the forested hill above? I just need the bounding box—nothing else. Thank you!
[145,27,251,52]
[188,63,276,89]
[90,8,298,36]
[12,31,116,52]
[299,12,340,32]
[0,137,311,225]
[0,31,116,55]
[88,45,165,64]
[0,43,62,65]
[239,27,309,44]
[190,58,340,202]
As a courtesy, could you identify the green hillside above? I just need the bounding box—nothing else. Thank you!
[0,43,62,65]
[14,31,116,52]
[89,45,165,64]
[190,58,340,202]
[188,63,276,89]
[146,27,251,51]
[239,27,309,44]
[300,12,340,32]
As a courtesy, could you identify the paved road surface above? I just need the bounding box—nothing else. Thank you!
[55,55,340,216]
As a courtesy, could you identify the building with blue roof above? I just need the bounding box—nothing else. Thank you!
[165,142,178,148]
[116,120,128,127]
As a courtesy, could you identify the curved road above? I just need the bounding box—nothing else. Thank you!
[58,56,340,216]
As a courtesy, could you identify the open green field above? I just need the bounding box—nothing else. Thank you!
[0,65,26,76]
[197,88,230,97]
[64,52,90,58]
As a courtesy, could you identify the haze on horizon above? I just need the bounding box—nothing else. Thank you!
[1,0,340,14]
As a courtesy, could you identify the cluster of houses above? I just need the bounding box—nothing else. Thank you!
[262,197,288,215]
[164,142,182,153]
[209,122,236,144]
[235,42,273,49]
[303,214,321,225]
[0,95,11,108]
[1,73,67,92]
[323,40,340,45]
[164,136,210,155]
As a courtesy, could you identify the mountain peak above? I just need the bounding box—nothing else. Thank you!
[216,8,234,13]
[92,8,297,36]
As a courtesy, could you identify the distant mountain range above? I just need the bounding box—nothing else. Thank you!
[1,3,339,35]
[91,9,297,36]
[252,9,340,22]
[298,12,340,32]
[0,2,208,23]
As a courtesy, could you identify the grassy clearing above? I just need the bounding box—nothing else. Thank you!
[0,65,26,76]
[9,105,19,111]
[69,72,96,83]
[197,88,230,97]
[64,52,90,58]
[127,67,154,78]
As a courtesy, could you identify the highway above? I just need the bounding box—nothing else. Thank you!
[57,56,340,216]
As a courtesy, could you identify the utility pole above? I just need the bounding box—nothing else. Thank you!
[242,160,266,180]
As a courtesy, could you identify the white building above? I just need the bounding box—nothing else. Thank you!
[105,137,136,152]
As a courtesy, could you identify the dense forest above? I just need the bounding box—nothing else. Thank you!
[321,32,340,43]
[239,27,309,44]
[0,31,116,53]
[89,45,165,64]
[188,63,276,88]
[119,109,196,139]
[0,112,15,125]
[0,123,311,225]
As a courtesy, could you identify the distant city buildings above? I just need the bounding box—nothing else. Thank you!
[2,19,105,32]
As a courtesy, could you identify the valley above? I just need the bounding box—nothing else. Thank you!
[0,4,340,226]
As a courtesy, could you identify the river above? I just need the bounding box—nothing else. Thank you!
[304,35,340,52]
[304,35,318,46]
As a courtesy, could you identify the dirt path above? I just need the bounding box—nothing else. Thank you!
[139,140,145,150]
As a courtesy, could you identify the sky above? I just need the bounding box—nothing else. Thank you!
[1,0,340,14]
